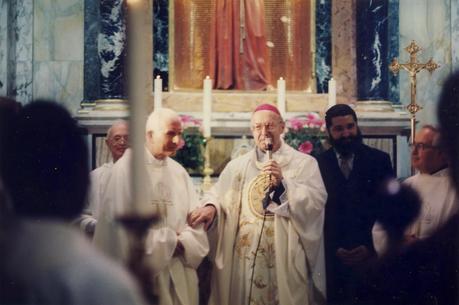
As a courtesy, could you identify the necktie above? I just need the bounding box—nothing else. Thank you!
[340,157,351,179]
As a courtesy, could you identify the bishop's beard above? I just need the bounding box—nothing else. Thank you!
[328,129,363,157]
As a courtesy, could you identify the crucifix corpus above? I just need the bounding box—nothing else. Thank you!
[389,40,439,145]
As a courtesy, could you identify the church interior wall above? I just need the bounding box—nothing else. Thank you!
[32,0,84,115]
[399,0,453,127]
[2,0,459,178]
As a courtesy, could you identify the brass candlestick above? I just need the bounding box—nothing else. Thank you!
[202,137,214,192]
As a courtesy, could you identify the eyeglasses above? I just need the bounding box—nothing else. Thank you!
[409,143,438,151]
[111,135,129,144]
[252,123,279,132]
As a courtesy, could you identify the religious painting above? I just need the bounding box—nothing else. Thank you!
[171,0,314,91]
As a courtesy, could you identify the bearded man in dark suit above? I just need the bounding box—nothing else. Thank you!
[316,104,394,305]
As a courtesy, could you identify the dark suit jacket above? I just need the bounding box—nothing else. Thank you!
[317,143,394,303]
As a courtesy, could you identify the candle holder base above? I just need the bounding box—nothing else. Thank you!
[117,213,159,305]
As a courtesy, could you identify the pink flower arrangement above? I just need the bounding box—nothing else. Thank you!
[286,112,325,131]
[180,114,203,129]
[284,113,326,156]
[298,141,313,154]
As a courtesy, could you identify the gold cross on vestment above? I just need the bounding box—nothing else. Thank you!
[389,40,439,145]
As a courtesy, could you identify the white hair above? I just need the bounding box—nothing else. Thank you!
[421,124,442,147]
[106,119,128,140]
[145,108,180,133]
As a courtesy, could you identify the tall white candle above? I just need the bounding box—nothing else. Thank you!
[203,76,212,138]
[328,78,336,108]
[277,77,286,117]
[127,0,151,214]
[154,75,162,109]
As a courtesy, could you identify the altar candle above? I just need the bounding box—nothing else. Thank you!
[127,0,150,213]
[328,78,336,108]
[154,75,162,109]
[277,77,286,116]
[203,76,212,138]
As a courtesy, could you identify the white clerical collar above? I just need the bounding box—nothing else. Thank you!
[144,146,168,167]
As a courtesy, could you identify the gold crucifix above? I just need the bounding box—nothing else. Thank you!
[389,40,439,145]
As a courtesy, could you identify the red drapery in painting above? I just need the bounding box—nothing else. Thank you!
[209,0,272,90]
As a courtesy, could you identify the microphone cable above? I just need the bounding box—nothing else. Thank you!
[247,211,267,305]
[248,137,272,305]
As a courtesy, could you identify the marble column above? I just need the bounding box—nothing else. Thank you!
[315,0,332,94]
[332,0,357,103]
[387,0,400,104]
[153,0,169,91]
[452,0,459,71]
[83,0,101,103]
[0,0,8,96]
[98,0,126,99]
[356,0,389,101]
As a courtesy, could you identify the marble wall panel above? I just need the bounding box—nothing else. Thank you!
[0,0,8,96]
[33,61,83,114]
[331,0,357,103]
[399,0,451,126]
[452,0,459,71]
[33,0,84,111]
[315,0,332,93]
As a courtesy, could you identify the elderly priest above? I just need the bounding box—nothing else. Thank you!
[94,108,209,305]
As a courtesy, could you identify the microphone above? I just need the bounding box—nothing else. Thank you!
[262,137,274,210]
[265,137,273,160]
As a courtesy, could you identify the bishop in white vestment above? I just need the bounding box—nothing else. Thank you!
[189,104,328,305]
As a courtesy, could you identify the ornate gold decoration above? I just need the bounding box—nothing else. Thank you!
[389,40,439,145]
[248,174,274,219]
[171,0,314,91]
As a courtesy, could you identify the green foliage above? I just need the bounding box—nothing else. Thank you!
[172,127,205,173]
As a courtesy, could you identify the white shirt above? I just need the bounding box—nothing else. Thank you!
[372,168,459,256]
[76,162,113,235]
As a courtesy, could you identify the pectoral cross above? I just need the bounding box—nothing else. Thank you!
[389,41,439,145]
[150,182,173,227]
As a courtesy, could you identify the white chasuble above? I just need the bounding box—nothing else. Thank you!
[205,143,328,305]
[94,148,209,305]
[231,175,278,305]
